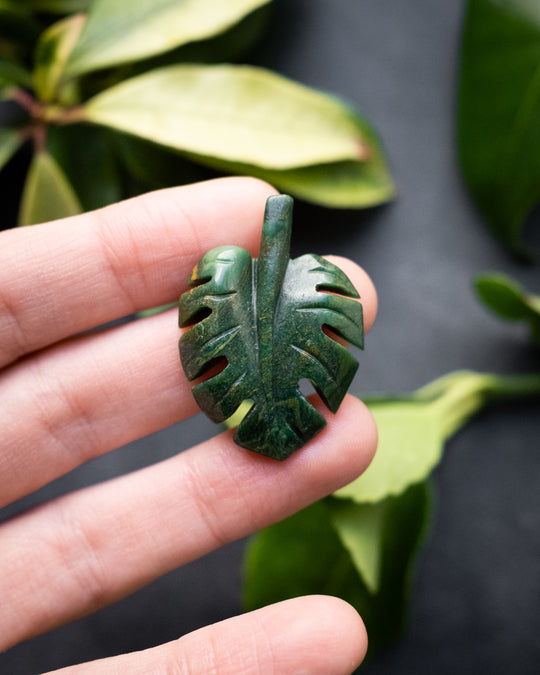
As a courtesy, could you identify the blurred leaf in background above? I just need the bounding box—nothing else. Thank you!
[18,150,81,225]
[243,370,540,657]
[458,0,540,258]
[245,483,431,657]
[475,272,540,345]
[0,0,395,227]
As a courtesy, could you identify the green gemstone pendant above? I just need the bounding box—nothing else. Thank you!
[178,194,364,460]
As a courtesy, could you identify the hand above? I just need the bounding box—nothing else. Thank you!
[0,178,378,674]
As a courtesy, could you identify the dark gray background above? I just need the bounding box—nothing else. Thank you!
[1,0,539,673]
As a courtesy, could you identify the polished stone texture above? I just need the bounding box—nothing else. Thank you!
[179,195,363,459]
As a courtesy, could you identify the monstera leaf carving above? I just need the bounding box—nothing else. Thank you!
[178,195,364,460]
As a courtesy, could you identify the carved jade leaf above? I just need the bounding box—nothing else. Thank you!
[178,195,364,460]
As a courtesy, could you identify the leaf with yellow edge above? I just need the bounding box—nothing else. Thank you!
[65,0,272,77]
[85,64,370,171]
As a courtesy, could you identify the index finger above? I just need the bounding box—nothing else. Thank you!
[0,177,277,369]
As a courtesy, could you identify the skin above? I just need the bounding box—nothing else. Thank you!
[0,177,378,675]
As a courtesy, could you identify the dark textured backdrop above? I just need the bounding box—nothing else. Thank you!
[1,1,539,673]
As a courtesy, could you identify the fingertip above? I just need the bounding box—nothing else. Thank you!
[257,595,368,674]
[310,595,369,669]
[324,255,378,333]
[307,393,378,490]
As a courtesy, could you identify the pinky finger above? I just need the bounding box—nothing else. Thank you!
[47,596,367,675]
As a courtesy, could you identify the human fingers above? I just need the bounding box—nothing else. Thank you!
[45,596,367,675]
[0,177,277,369]
[0,258,376,508]
[0,396,377,650]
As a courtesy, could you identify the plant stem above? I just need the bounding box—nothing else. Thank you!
[11,88,41,116]
[430,370,540,439]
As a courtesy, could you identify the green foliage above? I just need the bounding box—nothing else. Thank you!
[0,58,33,97]
[85,64,371,168]
[243,370,540,656]
[244,485,432,656]
[475,273,540,344]
[0,0,394,225]
[338,371,540,505]
[179,109,395,208]
[34,13,85,102]
[64,0,272,76]
[458,0,540,257]
[179,195,364,459]
[47,125,121,210]
[18,150,81,226]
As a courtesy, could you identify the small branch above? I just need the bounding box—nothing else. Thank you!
[11,88,42,117]
[42,105,86,125]
[33,124,47,154]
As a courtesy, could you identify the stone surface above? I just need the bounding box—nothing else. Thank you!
[179,195,364,459]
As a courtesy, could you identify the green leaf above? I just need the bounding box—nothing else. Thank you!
[113,117,394,209]
[244,483,431,656]
[178,195,364,460]
[0,128,22,172]
[327,497,386,594]
[18,151,82,226]
[34,13,85,102]
[184,122,394,208]
[0,57,33,96]
[458,0,540,257]
[65,0,272,77]
[156,4,271,66]
[84,64,372,170]
[475,272,540,344]
[47,125,121,211]
[106,4,272,80]
[253,157,395,209]
[177,108,394,208]
[337,370,540,503]
[110,133,211,191]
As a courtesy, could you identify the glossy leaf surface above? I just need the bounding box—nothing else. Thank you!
[114,131,394,209]
[84,64,370,170]
[181,108,394,208]
[475,272,540,344]
[458,0,540,256]
[244,483,431,655]
[18,151,81,226]
[65,0,271,77]
[178,195,364,459]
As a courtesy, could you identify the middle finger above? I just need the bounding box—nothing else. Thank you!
[0,259,376,508]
